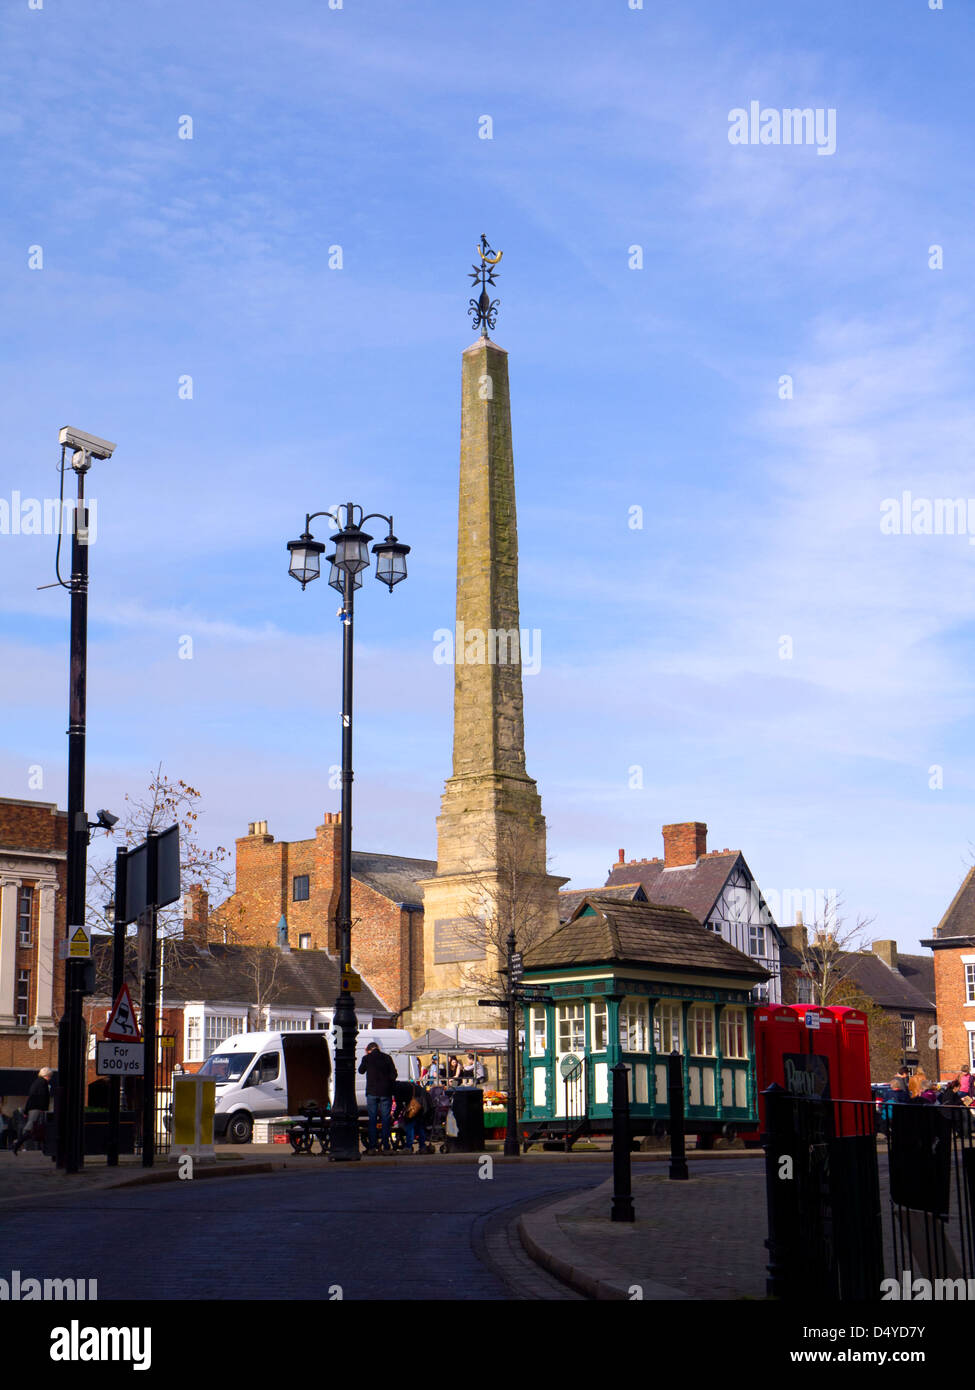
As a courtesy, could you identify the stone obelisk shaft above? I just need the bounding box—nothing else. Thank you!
[407,335,564,1029]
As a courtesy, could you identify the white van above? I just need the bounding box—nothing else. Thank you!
[195,1028,412,1144]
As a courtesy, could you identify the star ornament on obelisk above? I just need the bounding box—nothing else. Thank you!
[468,234,503,337]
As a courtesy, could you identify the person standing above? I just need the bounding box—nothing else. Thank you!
[890,1067,910,1103]
[960,1064,972,1097]
[358,1041,397,1154]
[11,1067,53,1155]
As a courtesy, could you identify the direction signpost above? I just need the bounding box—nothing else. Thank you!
[109,825,180,1168]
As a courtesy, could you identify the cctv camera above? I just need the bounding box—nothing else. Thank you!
[95,809,119,830]
[58,427,116,461]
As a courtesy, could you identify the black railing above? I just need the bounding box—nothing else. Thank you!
[888,1101,975,1287]
[763,1091,882,1300]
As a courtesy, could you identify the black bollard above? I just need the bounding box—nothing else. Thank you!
[668,1050,689,1180]
[611,1062,635,1222]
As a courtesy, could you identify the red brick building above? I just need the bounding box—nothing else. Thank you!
[211,814,433,1017]
[922,866,975,1079]
[0,797,67,1076]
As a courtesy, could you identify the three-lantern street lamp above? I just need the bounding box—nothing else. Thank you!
[287,503,410,1162]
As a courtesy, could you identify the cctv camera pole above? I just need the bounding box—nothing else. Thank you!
[58,458,91,1174]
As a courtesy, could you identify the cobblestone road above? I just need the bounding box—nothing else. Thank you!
[0,1161,609,1301]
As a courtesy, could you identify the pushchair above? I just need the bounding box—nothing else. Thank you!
[390,1087,443,1153]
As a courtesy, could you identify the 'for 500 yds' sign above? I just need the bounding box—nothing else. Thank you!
[95,1042,145,1075]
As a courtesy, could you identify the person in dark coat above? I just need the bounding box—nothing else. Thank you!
[358,1042,397,1153]
[12,1067,52,1154]
[392,1079,434,1153]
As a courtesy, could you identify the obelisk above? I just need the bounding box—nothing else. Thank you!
[406,239,565,1031]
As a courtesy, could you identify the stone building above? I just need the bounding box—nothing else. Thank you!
[208,815,432,1017]
[0,796,66,1071]
[602,822,785,1003]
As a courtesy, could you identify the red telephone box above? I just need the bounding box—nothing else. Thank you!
[752,1004,805,1137]
[757,1003,871,1138]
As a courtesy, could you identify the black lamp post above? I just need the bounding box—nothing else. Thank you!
[288,502,410,1161]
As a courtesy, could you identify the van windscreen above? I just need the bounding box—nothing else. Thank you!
[197,1052,255,1083]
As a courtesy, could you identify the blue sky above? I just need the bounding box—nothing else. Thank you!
[1,0,973,953]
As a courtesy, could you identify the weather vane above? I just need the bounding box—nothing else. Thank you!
[468,234,503,335]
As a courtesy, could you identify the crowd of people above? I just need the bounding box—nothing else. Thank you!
[888,1062,975,1106]
[358,1043,491,1154]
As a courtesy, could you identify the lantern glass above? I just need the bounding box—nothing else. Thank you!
[287,536,324,585]
[374,538,410,590]
[328,555,362,594]
[334,527,373,575]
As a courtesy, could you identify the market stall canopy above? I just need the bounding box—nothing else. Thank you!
[389,1027,509,1055]
[389,1028,459,1055]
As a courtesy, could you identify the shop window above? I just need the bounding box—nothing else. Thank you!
[186,1015,202,1062]
[204,1014,247,1057]
[720,1007,747,1060]
[653,1002,682,1054]
[688,1004,714,1056]
[557,1003,585,1053]
[591,1000,608,1051]
[620,999,650,1052]
[530,1007,547,1057]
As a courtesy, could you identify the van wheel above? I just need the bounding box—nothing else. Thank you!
[227,1113,253,1144]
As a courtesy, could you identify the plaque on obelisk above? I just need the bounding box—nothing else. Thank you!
[405,241,565,1032]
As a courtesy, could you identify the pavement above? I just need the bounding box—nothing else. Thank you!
[0,1142,773,1300]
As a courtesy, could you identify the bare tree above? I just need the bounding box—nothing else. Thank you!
[446,817,562,1010]
[238,945,287,1031]
[86,765,237,972]
[792,895,876,1006]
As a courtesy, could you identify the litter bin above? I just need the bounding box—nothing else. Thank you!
[447,1087,485,1152]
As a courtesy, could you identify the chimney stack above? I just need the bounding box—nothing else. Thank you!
[183,884,210,946]
[661,822,707,868]
[872,939,898,972]
[618,848,625,864]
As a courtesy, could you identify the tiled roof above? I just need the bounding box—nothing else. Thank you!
[351,851,436,908]
[780,944,936,1012]
[604,851,744,925]
[558,883,646,922]
[525,895,769,980]
[91,938,387,1014]
[934,867,975,938]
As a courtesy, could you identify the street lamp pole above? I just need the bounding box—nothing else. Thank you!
[331,563,358,1161]
[288,503,410,1162]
